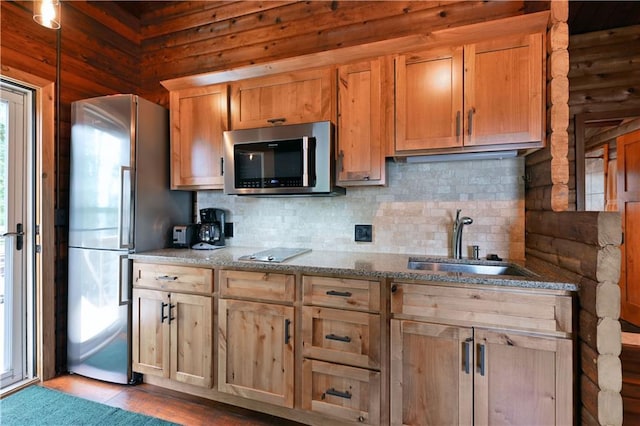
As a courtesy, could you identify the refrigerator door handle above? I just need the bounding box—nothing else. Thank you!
[119,166,132,249]
[119,255,131,306]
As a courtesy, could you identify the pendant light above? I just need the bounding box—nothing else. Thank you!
[33,0,61,29]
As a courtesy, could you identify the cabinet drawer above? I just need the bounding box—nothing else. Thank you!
[219,270,295,303]
[391,282,573,335]
[303,306,380,369]
[303,276,380,312]
[133,262,213,294]
[302,359,380,425]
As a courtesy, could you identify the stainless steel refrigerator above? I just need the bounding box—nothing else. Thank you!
[67,94,190,384]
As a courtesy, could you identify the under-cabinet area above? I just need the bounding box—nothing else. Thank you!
[130,250,575,426]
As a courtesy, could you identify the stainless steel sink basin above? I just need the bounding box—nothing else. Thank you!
[407,257,531,277]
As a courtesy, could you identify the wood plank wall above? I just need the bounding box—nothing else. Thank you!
[1,0,140,374]
[526,24,640,212]
[134,0,545,107]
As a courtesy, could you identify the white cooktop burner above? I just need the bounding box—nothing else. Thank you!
[239,247,311,263]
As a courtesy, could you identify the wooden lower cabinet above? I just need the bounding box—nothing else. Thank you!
[390,320,573,426]
[217,298,295,408]
[132,288,213,388]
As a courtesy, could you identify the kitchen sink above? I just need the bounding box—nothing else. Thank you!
[407,257,531,277]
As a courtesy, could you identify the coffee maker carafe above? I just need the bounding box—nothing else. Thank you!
[192,208,225,250]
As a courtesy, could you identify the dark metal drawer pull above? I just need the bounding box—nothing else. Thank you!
[156,275,178,281]
[325,388,352,399]
[325,334,351,343]
[326,290,352,297]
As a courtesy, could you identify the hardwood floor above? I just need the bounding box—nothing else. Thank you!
[41,375,301,426]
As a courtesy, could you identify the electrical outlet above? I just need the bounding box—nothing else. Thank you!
[224,222,233,238]
[354,224,373,242]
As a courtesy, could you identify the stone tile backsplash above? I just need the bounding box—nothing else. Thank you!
[197,157,526,260]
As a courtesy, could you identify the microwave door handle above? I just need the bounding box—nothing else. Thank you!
[302,136,309,187]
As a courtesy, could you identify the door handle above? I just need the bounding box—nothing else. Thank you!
[2,223,24,251]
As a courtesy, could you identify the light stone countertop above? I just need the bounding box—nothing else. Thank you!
[130,247,578,292]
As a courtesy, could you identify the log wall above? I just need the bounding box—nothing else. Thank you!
[527,23,640,212]
[525,1,569,212]
[1,0,140,374]
[526,211,623,425]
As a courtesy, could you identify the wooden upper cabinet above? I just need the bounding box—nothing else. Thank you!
[395,32,544,154]
[169,84,228,190]
[396,46,464,151]
[230,67,335,129]
[464,33,544,147]
[337,58,389,186]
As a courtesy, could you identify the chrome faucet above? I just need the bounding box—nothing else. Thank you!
[451,209,473,259]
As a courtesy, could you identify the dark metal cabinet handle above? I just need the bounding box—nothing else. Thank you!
[284,318,291,344]
[267,117,286,125]
[456,111,461,137]
[478,343,486,376]
[468,108,475,136]
[169,304,176,324]
[326,290,352,297]
[325,334,351,343]
[464,338,473,374]
[161,302,168,323]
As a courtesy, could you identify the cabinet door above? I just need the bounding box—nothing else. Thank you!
[337,58,387,186]
[230,68,334,129]
[390,319,473,426]
[464,33,543,146]
[132,288,170,379]
[170,293,213,388]
[169,84,228,189]
[473,329,572,426]
[218,299,294,408]
[396,46,463,151]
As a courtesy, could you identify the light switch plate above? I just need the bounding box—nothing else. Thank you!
[355,224,373,242]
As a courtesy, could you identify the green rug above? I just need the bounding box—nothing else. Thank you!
[0,386,179,425]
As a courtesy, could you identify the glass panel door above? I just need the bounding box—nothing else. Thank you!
[0,84,31,390]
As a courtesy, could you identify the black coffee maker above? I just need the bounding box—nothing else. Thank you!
[192,208,225,250]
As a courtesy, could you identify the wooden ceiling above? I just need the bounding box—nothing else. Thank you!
[568,1,640,35]
[115,1,640,35]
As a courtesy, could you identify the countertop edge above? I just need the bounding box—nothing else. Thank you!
[130,248,578,292]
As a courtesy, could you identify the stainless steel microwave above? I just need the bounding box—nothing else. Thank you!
[223,121,345,196]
